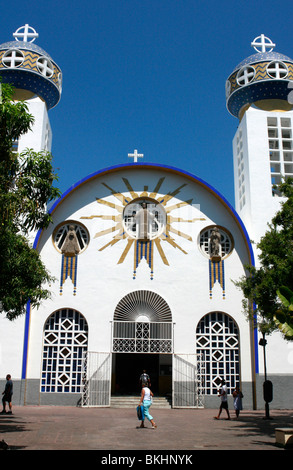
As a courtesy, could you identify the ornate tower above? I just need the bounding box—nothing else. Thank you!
[0,24,62,153]
[226,34,293,255]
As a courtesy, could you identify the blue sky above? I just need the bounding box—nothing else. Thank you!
[1,0,293,207]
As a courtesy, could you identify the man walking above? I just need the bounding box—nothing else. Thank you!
[1,374,13,414]
[139,370,151,388]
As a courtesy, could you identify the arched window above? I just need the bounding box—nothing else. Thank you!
[112,290,172,353]
[196,312,240,395]
[41,309,88,393]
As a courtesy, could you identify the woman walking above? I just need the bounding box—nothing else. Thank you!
[233,385,243,418]
[138,382,157,429]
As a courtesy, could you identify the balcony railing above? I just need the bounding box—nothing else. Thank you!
[112,321,173,353]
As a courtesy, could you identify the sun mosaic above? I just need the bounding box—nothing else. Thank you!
[80,177,205,279]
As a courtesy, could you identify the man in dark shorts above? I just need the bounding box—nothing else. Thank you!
[1,374,13,414]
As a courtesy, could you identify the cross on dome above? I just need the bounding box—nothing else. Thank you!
[251,34,275,53]
[13,24,39,43]
[128,149,144,163]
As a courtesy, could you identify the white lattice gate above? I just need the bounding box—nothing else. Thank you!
[172,354,205,408]
[112,321,173,353]
[81,352,112,407]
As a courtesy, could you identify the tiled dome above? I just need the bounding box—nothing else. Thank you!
[0,26,62,109]
[226,36,293,118]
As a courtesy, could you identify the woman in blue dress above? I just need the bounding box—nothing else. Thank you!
[138,382,157,428]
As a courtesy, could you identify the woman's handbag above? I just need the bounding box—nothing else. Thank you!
[136,405,145,421]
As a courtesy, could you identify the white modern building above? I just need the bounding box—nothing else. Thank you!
[1,28,293,410]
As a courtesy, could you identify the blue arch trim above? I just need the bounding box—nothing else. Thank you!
[49,162,255,262]
[23,162,258,377]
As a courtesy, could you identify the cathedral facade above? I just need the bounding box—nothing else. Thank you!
[1,28,293,409]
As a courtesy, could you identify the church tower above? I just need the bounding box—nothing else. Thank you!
[0,24,62,154]
[226,34,293,257]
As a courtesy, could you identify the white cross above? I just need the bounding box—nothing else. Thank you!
[267,61,288,79]
[13,24,39,43]
[128,149,144,162]
[251,34,275,53]
[237,66,255,85]
[37,57,54,77]
[2,49,24,68]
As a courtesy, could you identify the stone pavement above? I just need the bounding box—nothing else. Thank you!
[0,406,292,455]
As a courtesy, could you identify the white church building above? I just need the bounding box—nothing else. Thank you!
[1,27,293,409]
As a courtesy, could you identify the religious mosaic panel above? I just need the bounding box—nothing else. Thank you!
[199,226,234,299]
[52,221,89,295]
[81,177,205,279]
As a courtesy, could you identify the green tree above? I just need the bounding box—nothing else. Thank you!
[235,178,293,340]
[274,286,293,340]
[0,83,60,320]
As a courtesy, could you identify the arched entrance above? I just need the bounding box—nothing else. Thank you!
[111,290,173,396]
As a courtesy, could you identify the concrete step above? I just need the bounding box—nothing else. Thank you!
[110,395,172,409]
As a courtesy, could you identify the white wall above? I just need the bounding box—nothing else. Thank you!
[0,315,25,379]
[18,97,52,153]
[23,166,254,384]
[234,107,288,252]
[233,107,293,375]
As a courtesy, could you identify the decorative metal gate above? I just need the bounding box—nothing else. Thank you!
[172,354,205,408]
[112,321,173,353]
[81,352,111,407]
[81,291,205,408]
[81,351,204,408]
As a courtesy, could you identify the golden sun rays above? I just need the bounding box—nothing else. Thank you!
[81,177,205,279]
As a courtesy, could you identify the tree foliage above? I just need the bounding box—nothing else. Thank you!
[235,178,293,339]
[274,286,293,340]
[0,83,60,320]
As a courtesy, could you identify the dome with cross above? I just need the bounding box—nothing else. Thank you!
[0,24,62,109]
[226,34,293,119]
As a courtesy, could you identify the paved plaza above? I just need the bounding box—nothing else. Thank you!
[0,405,292,455]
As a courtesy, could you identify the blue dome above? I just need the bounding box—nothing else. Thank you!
[234,51,293,71]
[226,48,293,118]
[0,39,61,109]
[0,40,52,59]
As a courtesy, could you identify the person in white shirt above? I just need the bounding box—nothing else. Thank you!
[138,383,157,428]
[214,379,230,420]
